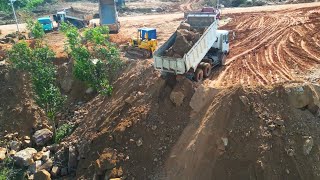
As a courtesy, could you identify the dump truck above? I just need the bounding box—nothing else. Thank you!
[153,12,229,82]
[53,7,93,29]
[99,0,120,33]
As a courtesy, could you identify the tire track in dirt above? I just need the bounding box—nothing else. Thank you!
[213,6,320,87]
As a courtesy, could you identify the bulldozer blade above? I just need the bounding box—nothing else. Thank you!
[126,47,151,59]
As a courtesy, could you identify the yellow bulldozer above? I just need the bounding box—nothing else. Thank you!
[127,28,158,58]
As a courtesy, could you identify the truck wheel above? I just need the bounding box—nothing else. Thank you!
[202,63,212,78]
[194,68,204,82]
[220,54,227,66]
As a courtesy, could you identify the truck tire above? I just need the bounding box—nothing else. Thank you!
[220,53,227,66]
[202,63,211,78]
[194,68,204,82]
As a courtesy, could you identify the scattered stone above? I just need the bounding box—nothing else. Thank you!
[170,90,185,106]
[39,159,53,171]
[85,87,94,94]
[303,136,314,155]
[34,169,51,180]
[268,124,276,131]
[109,178,121,180]
[33,129,53,146]
[9,150,16,156]
[33,151,43,161]
[23,139,32,146]
[286,148,294,157]
[151,125,157,131]
[0,147,6,161]
[28,174,34,180]
[13,148,37,167]
[274,118,284,126]
[51,166,59,177]
[154,158,158,162]
[24,136,31,140]
[9,141,21,151]
[118,166,123,177]
[42,150,50,161]
[239,96,250,111]
[60,167,68,176]
[28,160,42,174]
[221,137,228,146]
[68,146,78,173]
[136,138,143,147]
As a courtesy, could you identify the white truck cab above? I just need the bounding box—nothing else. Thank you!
[213,30,229,54]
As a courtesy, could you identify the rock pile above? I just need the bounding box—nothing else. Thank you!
[165,23,201,58]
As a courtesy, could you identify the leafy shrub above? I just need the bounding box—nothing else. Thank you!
[54,123,74,143]
[8,42,65,137]
[26,19,45,39]
[61,23,122,95]
[0,158,25,180]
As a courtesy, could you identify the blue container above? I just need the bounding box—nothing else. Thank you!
[139,28,157,40]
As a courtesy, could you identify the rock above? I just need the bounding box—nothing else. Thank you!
[33,151,43,161]
[287,149,294,156]
[118,166,123,177]
[28,174,34,180]
[68,146,78,173]
[85,87,94,94]
[303,136,314,155]
[268,124,276,131]
[151,125,157,131]
[136,138,143,147]
[274,118,284,126]
[34,169,51,180]
[23,139,32,147]
[239,96,250,111]
[13,148,37,167]
[42,150,50,161]
[284,84,314,109]
[61,167,68,176]
[32,129,53,146]
[57,63,74,93]
[9,141,21,151]
[221,137,228,146]
[9,150,16,156]
[39,159,53,171]
[109,178,121,180]
[51,166,59,177]
[171,33,192,57]
[28,160,42,174]
[170,90,185,106]
[178,23,191,30]
[0,147,6,161]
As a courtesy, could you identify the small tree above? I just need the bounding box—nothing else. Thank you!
[26,19,45,39]
[61,23,122,95]
[8,42,65,138]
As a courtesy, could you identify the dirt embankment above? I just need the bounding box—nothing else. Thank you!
[212,6,320,87]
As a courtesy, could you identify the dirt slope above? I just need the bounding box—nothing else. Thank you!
[163,84,320,180]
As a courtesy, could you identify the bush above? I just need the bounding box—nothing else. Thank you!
[0,158,25,180]
[26,19,45,39]
[55,123,74,143]
[8,42,65,138]
[61,23,122,95]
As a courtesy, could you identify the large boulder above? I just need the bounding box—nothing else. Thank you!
[178,23,191,30]
[33,128,53,146]
[34,169,51,180]
[13,148,37,167]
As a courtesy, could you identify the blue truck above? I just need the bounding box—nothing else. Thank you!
[99,0,120,33]
[38,17,54,31]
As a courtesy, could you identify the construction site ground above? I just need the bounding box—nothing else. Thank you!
[1,1,320,180]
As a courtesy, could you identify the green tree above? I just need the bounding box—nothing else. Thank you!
[61,23,122,95]
[26,19,45,39]
[8,42,65,138]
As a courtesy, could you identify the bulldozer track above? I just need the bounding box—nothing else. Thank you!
[213,7,320,87]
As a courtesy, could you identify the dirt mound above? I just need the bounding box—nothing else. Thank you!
[0,65,46,137]
[162,83,320,179]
